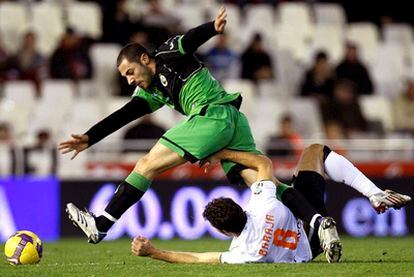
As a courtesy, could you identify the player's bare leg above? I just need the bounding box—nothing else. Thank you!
[293,144,342,263]
[67,142,187,243]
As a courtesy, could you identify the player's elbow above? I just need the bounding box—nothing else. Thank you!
[257,155,274,180]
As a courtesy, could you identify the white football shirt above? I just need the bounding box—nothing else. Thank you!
[220,181,313,264]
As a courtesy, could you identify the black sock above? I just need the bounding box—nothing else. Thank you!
[95,181,145,233]
[281,187,320,224]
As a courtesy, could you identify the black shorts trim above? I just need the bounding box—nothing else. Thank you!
[160,136,199,163]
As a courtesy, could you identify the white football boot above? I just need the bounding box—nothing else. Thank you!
[369,190,412,214]
[66,203,106,244]
[318,217,342,263]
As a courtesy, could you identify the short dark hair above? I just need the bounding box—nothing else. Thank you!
[314,50,328,62]
[203,197,247,234]
[117,43,149,67]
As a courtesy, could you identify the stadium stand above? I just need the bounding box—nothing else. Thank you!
[1,0,414,177]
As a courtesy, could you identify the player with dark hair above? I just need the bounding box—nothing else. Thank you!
[130,144,411,264]
[59,8,339,252]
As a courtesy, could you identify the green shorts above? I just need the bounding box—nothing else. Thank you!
[159,104,261,185]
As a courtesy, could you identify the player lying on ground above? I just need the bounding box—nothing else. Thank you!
[59,7,336,246]
[131,144,411,264]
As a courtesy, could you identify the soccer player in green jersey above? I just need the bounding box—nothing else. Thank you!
[59,7,337,246]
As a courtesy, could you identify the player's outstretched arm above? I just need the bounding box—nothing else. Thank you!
[58,97,153,159]
[201,149,273,182]
[180,7,227,54]
[131,236,221,264]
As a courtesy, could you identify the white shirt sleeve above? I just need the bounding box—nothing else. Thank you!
[220,251,266,264]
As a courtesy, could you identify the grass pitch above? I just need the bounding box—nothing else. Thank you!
[1,236,414,276]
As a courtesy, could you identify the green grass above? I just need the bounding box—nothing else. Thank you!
[1,237,414,276]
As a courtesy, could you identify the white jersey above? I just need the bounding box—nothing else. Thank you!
[220,181,313,264]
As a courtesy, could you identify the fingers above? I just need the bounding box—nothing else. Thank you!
[70,150,79,160]
[203,162,212,174]
[61,148,75,155]
[218,6,226,18]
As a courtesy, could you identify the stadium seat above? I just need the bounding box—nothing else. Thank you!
[28,80,76,138]
[172,4,206,31]
[371,43,406,99]
[89,43,122,95]
[314,3,347,28]
[278,2,312,26]
[31,2,65,56]
[222,79,256,119]
[273,49,304,96]
[306,25,344,65]
[125,0,148,20]
[60,99,105,138]
[275,25,310,62]
[360,95,394,131]
[277,2,314,52]
[3,81,37,107]
[288,97,324,139]
[0,2,29,53]
[67,2,102,39]
[257,81,292,100]
[249,97,287,150]
[0,99,33,138]
[346,23,380,65]
[383,23,414,55]
[244,4,275,37]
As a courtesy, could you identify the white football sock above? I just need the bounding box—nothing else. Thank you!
[324,151,383,197]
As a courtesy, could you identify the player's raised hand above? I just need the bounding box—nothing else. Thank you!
[58,134,89,160]
[131,236,154,256]
[214,6,227,34]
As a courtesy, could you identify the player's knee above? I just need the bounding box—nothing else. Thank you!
[133,156,157,179]
[303,144,324,157]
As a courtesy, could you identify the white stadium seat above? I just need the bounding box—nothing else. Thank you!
[29,80,76,138]
[67,2,102,39]
[0,2,29,54]
[371,43,406,99]
[306,25,344,65]
[360,95,394,131]
[90,43,122,95]
[346,23,379,65]
[31,2,65,56]
[244,4,275,37]
[383,23,414,57]
[288,97,324,139]
[61,99,104,137]
[273,49,304,96]
[279,2,312,27]
[0,99,33,138]
[172,4,206,31]
[3,81,37,107]
[276,3,314,63]
[223,79,256,119]
[314,3,347,28]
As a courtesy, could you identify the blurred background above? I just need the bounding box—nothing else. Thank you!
[0,0,413,242]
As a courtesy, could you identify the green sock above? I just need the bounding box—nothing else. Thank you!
[125,172,151,192]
